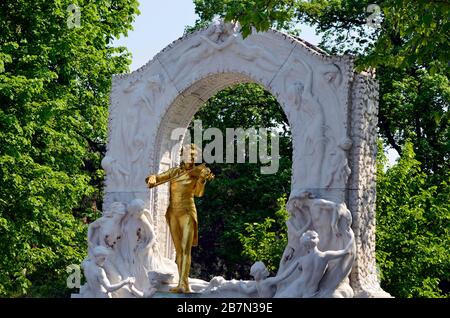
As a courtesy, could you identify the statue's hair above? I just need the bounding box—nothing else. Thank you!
[128,199,145,213]
[250,261,268,277]
[181,143,200,154]
[147,271,173,287]
[337,203,352,226]
[180,143,201,164]
[300,230,319,245]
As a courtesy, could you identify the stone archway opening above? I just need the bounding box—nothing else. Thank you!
[157,80,293,281]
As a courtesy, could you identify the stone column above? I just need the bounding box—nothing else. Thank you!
[348,73,391,297]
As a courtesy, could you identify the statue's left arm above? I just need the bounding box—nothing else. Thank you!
[194,177,207,197]
[268,261,299,285]
[194,166,214,197]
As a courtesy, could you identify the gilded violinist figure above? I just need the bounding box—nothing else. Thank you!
[145,144,214,293]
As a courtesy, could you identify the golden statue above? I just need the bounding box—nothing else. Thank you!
[145,144,214,293]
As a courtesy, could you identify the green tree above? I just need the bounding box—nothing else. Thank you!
[239,195,288,273]
[193,0,449,68]
[376,142,450,298]
[0,0,139,297]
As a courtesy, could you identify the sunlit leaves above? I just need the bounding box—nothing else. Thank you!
[376,142,450,297]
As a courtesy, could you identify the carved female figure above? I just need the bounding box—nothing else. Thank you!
[275,230,354,298]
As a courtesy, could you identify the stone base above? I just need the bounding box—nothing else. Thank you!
[153,291,202,298]
[353,287,393,298]
[159,277,209,294]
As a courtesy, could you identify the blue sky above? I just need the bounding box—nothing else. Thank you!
[114,0,321,71]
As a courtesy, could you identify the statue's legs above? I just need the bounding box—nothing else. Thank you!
[167,211,195,293]
[167,214,182,275]
[179,214,194,292]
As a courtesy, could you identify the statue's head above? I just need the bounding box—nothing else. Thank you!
[92,246,110,266]
[207,19,237,38]
[206,19,223,36]
[214,19,224,33]
[180,143,200,167]
[300,230,319,249]
[250,261,269,281]
[128,199,145,215]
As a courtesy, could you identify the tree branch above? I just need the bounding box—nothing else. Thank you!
[378,111,403,156]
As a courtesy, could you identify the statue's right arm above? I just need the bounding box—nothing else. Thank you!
[146,168,177,188]
[323,235,354,262]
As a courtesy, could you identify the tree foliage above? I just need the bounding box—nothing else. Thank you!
[376,142,450,298]
[378,67,449,174]
[0,0,139,297]
[194,0,449,68]
[239,195,288,274]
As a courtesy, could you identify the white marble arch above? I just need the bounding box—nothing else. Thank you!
[103,21,389,297]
